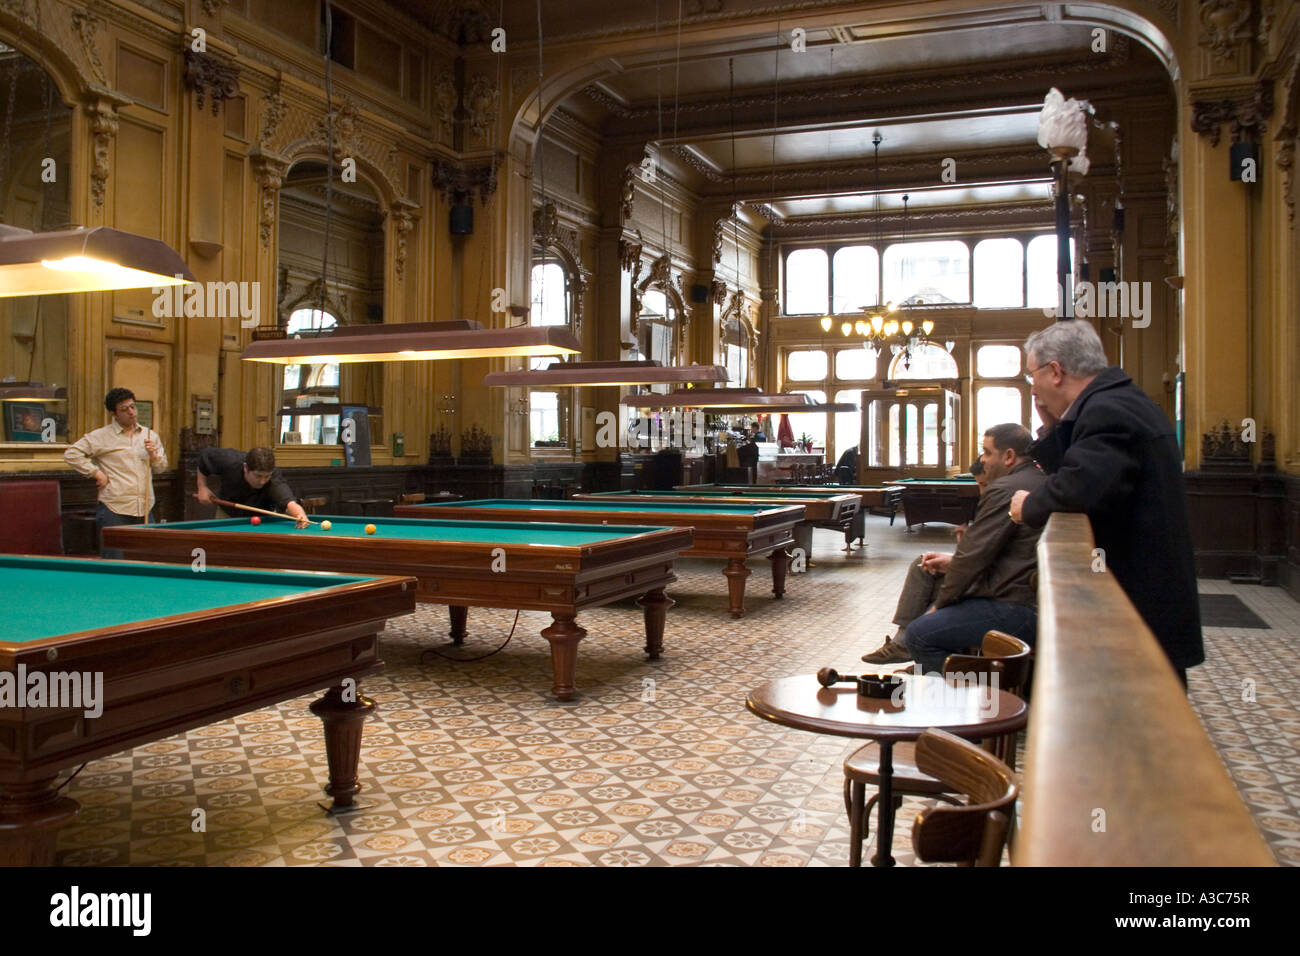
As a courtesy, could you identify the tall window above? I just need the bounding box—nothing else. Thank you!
[787,389,827,447]
[530,259,572,448]
[973,238,1024,308]
[1026,235,1075,311]
[722,317,750,386]
[784,248,828,314]
[882,240,970,305]
[832,245,880,314]
[279,309,342,444]
[974,344,1029,440]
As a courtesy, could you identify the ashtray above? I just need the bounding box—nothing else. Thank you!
[857,673,904,699]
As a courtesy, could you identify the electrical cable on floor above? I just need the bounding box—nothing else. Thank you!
[419,609,521,663]
[54,762,88,795]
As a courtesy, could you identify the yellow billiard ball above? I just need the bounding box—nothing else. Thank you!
[365,523,377,535]
[320,520,332,531]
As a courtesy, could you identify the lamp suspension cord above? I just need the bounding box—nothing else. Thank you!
[317,2,334,327]
[534,0,547,333]
[27,0,52,382]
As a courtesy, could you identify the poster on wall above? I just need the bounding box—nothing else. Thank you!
[341,406,372,467]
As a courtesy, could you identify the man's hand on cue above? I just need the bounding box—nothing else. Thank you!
[287,503,310,529]
[1009,489,1029,524]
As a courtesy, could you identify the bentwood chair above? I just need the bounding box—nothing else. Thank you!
[300,495,328,516]
[398,492,426,505]
[909,728,1019,867]
[843,630,1031,865]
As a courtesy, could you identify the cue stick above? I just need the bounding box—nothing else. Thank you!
[206,495,318,526]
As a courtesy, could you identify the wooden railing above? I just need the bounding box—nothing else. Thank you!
[1015,513,1274,866]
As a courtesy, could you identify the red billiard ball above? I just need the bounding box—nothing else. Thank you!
[250,516,261,525]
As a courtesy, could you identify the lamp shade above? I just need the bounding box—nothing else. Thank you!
[0,225,194,297]
[241,320,582,364]
[620,387,817,409]
[483,360,728,387]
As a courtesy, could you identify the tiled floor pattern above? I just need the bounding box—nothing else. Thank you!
[53,516,1300,866]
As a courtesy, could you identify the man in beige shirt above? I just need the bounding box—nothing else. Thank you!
[64,387,168,558]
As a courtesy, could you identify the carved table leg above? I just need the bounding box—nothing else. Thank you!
[448,605,468,645]
[0,777,80,867]
[768,547,791,599]
[309,683,376,814]
[540,613,588,702]
[723,558,752,618]
[636,587,674,659]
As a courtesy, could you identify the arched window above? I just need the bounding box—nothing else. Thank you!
[888,343,959,379]
[529,257,575,450]
[279,308,341,444]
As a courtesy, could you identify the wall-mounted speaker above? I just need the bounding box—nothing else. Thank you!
[1230,142,1258,182]
[450,203,474,235]
[690,283,709,303]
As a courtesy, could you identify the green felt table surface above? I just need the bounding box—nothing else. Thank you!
[411,498,780,515]
[889,477,976,483]
[597,489,846,497]
[125,515,674,547]
[0,555,376,644]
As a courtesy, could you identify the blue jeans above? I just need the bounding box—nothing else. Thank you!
[97,503,152,559]
[905,598,1037,677]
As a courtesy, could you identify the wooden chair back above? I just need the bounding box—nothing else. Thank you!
[910,728,1018,867]
[300,496,328,515]
[399,493,426,505]
[942,630,1033,699]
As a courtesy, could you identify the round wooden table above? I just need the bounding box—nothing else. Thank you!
[746,673,1028,866]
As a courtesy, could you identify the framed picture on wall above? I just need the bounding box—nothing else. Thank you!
[135,400,154,429]
[4,402,46,442]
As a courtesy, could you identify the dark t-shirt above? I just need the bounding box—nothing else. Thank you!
[197,448,298,512]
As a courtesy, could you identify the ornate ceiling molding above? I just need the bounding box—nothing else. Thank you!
[1191,80,1274,146]
[1277,54,1300,226]
[768,201,1054,232]
[430,0,493,44]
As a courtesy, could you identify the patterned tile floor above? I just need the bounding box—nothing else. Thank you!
[53,516,1300,866]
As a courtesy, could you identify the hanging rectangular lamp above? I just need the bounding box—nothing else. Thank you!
[483,360,728,388]
[0,225,194,297]
[620,388,819,409]
[240,320,583,364]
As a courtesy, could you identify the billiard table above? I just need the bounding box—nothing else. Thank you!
[676,482,906,545]
[392,499,803,619]
[575,489,859,563]
[104,516,694,701]
[0,554,415,866]
[887,477,981,529]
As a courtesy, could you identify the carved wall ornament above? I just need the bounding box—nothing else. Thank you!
[1198,0,1254,62]
[710,279,728,306]
[647,253,672,287]
[1163,139,1181,265]
[620,163,639,220]
[461,424,494,457]
[464,74,499,140]
[433,70,457,137]
[70,7,107,86]
[1277,55,1300,227]
[183,48,241,115]
[390,203,417,279]
[315,97,361,162]
[251,148,290,247]
[432,0,493,44]
[258,79,285,148]
[1191,81,1274,146]
[86,97,119,208]
[619,231,643,275]
[201,0,229,17]
[431,154,500,205]
[1201,420,1250,464]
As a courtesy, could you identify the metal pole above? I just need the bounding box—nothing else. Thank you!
[1053,157,1073,321]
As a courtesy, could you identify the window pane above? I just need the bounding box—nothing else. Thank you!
[1031,399,1043,436]
[921,403,938,465]
[1026,235,1075,310]
[889,343,959,380]
[281,309,340,445]
[973,238,1024,308]
[976,345,1021,378]
[831,245,879,314]
[882,240,970,305]
[725,343,746,386]
[834,348,876,381]
[834,389,861,462]
[530,390,560,445]
[785,248,828,315]
[787,349,827,381]
[976,386,1024,439]
[531,262,568,325]
[787,389,827,447]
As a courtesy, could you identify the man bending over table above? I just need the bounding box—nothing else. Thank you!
[195,446,310,529]
[859,425,1044,675]
[860,458,988,663]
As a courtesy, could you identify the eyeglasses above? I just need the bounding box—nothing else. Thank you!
[1024,363,1051,384]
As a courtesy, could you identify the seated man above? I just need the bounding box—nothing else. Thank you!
[861,459,988,662]
[194,446,310,528]
[835,444,859,485]
[860,425,1043,674]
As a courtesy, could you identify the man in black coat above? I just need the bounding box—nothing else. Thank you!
[1008,320,1203,680]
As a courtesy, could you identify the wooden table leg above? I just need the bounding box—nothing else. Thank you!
[308,683,376,814]
[448,605,468,645]
[636,587,673,660]
[540,613,587,701]
[848,779,866,868]
[723,558,751,618]
[768,547,791,599]
[871,739,897,867]
[0,778,80,867]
